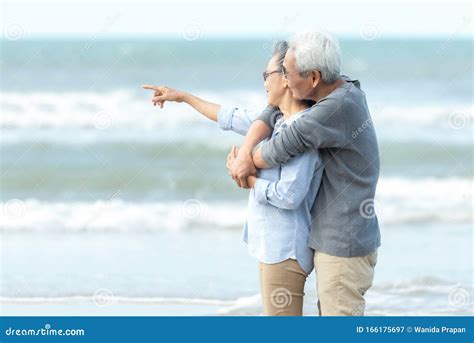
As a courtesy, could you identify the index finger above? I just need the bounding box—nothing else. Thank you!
[142,85,164,92]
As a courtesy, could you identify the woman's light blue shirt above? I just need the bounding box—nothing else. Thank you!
[217,105,323,274]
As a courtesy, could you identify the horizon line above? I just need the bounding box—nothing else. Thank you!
[2,33,472,41]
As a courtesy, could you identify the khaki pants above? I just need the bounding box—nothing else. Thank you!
[314,249,378,316]
[259,259,308,316]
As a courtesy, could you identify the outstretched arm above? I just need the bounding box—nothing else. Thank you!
[181,92,221,122]
[143,85,220,122]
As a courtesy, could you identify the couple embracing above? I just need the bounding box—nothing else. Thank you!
[144,31,381,316]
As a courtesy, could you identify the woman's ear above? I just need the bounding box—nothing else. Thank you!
[282,76,289,88]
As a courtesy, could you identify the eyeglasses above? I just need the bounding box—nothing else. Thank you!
[262,70,282,81]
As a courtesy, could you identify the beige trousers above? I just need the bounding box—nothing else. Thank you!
[259,258,308,316]
[314,249,378,316]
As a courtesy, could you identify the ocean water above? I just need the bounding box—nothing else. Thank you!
[0,38,472,316]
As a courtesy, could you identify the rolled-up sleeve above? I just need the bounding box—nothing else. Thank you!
[253,178,271,205]
[253,151,321,210]
[217,105,260,136]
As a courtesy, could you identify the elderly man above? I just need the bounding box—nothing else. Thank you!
[229,31,381,316]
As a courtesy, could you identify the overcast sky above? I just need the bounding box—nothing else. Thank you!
[1,0,472,39]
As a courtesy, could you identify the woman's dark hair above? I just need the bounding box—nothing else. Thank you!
[272,40,289,71]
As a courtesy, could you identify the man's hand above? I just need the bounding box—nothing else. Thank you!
[227,147,257,189]
[142,85,185,108]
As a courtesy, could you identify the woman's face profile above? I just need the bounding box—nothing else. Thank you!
[264,55,287,107]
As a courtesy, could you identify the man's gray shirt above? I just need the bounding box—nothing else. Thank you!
[257,76,381,257]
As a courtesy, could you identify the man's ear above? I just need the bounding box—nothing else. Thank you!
[311,70,321,88]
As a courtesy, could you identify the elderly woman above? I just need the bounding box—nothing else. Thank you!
[143,41,322,316]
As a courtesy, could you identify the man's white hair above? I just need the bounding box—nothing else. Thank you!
[289,31,341,84]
